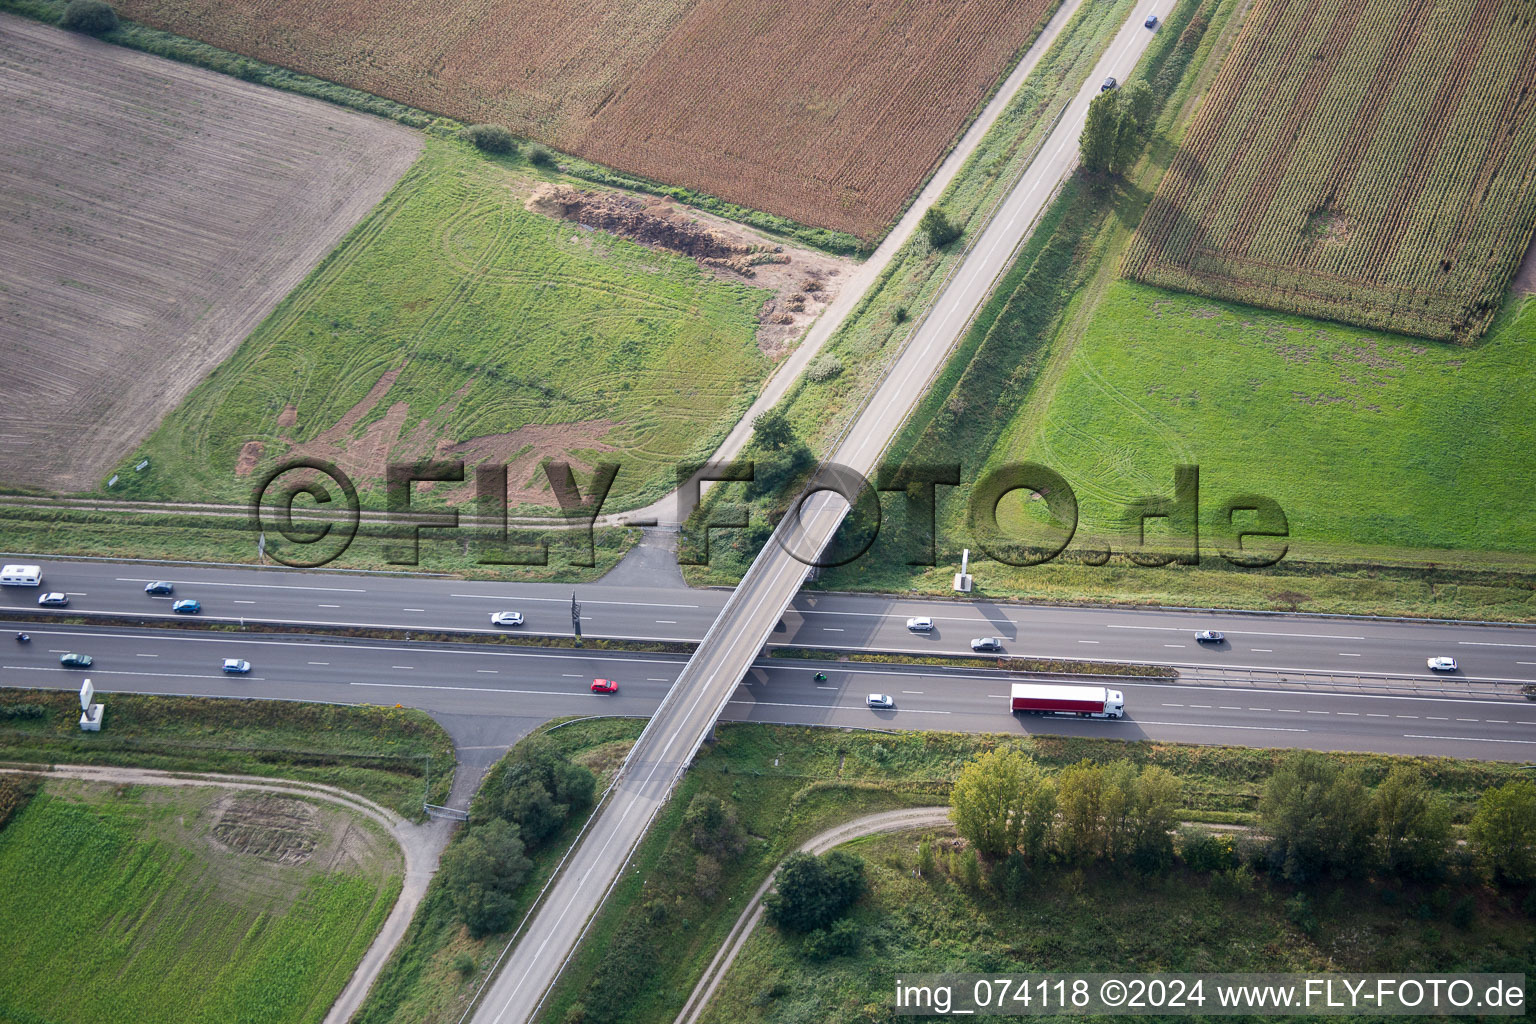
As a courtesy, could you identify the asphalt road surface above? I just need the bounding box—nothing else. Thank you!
[8,559,1536,688]
[7,623,1534,760]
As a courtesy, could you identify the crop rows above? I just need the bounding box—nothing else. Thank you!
[111,0,1055,241]
[1124,0,1536,341]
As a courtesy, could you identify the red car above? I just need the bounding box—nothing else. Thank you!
[590,678,618,694]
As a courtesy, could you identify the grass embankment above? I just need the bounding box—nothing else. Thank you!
[0,504,637,580]
[0,779,402,1024]
[767,647,1176,678]
[532,722,1520,1024]
[0,689,453,818]
[701,828,1535,1024]
[355,717,644,1024]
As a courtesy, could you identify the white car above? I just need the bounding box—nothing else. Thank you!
[222,658,251,674]
[866,693,894,709]
[1426,657,1458,672]
[905,616,934,632]
[490,611,524,627]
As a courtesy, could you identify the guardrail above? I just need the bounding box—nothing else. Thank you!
[423,803,469,821]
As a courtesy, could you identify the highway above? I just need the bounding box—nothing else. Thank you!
[6,623,1535,760]
[8,559,1536,689]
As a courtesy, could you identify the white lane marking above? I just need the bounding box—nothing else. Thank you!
[647,678,670,682]
[1397,715,1418,719]
[1219,706,1240,710]
[1426,716,1448,721]
[1336,712,1359,716]
[1486,719,1508,724]
[234,600,255,604]
[1306,711,1330,715]
[1459,641,1536,649]
[116,576,365,593]
[477,670,498,674]
[1162,703,1184,708]
[1189,704,1211,709]
[1248,707,1271,712]
[1278,709,1302,714]
[902,690,924,695]
[1133,719,1307,733]
[404,608,425,613]
[1250,648,1273,653]
[1456,718,1478,722]
[65,592,86,596]
[1164,644,1185,648]
[391,665,413,670]
[1339,653,1360,657]
[727,698,951,715]
[1366,713,1388,717]
[656,620,677,624]
[353,681,592,697]
[816,685,836,689]
[449,593,698,609]
[1404,734,1536,745]
[1107,624,1365,641]
[308,661,329,666]
[823,628,845,632]
[135,653,158,658]
[1078,640,1100,644]
[4,666,253,681]
[561,674,582,678]
[319,604,340,609]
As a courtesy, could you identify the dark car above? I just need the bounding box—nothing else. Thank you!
[60,653,93,668]
[1102,76,1118,91]
[1194,630,1225,643]
[1145,14,1159,28]
[172,599,201,614]
[970,637,1004,652]
[144,581,175,595]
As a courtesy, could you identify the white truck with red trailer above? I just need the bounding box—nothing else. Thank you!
[1010,682,1124,718]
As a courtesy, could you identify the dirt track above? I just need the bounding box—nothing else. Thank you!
[0,14,420,493]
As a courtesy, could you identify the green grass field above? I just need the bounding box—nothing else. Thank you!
[0,781,401,1024]
[1005,282,1536,553]
[700,830,1535,1024]
[109,138,773,513]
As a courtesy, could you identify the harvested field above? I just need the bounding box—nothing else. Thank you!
[1123,0,1536,341]
[107,0,1059,241]
[0,14,421,493]
[116,140,841,513]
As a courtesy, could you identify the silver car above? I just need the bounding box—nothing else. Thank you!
[905,616,934,632]
[866,694,894,709]
[490,611,524,627]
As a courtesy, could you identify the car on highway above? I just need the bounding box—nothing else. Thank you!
[590,678,619,694]
[1427,657,1458,672]
[172,599,201,614]
[1144,13,1159,28]
[490,611,525,627]
[905,616,934,632]
[144,581,175,595]
[222,659,252,674]
[60,653,92,668]
[1195,630,1225,643]
[866,693,895,709]
[37,592,69,607]
[1102,76,1118,91]
[971,637,1003,652]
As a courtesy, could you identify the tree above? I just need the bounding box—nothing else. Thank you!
[1259,752,1374,881]
[488,736,596,850]
[462,124,518,155]
[1056,760,1108,859]
[1373,766,1452,878]
[60,0,117,33]
[684,793,746,858]
[950,748,1053,858]
[957,846,982,889]
[916,838,936,877]
[764,851,866,932]
[1079,92,1120,174]
[1469,779,1536,883]
[1122,80,1156,133]
[1128,765,1182,866]
[439,818,532,937]
[920,206,962,249]
[752,407,798,453]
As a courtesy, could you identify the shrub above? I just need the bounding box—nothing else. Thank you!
[453,952,477,977]
[802,918,861,960]
[527,145,556,168]
[764,851,866,933]
[990,851,1031,905]
[60,0,118,34]
[683,793,745,859]
[919,207,962,249]
[483,736,595,851]
[893,306,910,324]
[438,818,531,937]
[806,353,843,382]
[461,124,517,155]
[1468,779,1536,883]
[957,847,982,890]
[1178,826,1235,873]
[0,704,48,720]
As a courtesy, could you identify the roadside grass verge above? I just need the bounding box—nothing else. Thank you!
[0,504,638,580]
[700,829,1535,1024]
[0,689,454,817]
[767,647,1176,678]
[355,717,646,1024]
[0,779,402,1024]
[532,722,1519,1024]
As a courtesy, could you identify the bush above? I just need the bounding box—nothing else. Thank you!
[802,918,861,960]
[453,952,477,977]
[527,144,556,168]
[1178,826,1235,873]
[893,306,910,324]
[684,793,745,859]
[990,851,1032,905]
[438,818,531,937]
[461,124,517,155]
[59,0,118,34]
[919,207,962,249]
[482,736,595,851]
[764,851,866,933]
[0,704,48,720]
[806,354,843,382]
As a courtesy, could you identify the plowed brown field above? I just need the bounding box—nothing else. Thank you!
[108,0,1057,242]
[0,14,420,493]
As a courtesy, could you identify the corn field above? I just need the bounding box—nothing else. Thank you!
[1124,0,1536,342]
